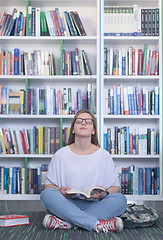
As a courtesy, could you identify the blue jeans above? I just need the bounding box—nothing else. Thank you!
[40,188,127,231]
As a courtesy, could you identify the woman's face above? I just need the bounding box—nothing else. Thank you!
[73,112,95,138]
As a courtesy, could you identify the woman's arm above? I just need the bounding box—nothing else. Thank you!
[106,186,120,194]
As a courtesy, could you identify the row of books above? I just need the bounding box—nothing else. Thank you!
[104,127,159,155]
[0,48,55,76]
[0,164,48,194]
[116,166,160,195]
[104,5,159,36]
[62,48,92,75]
[104,85,159,115]
[0,84,96,115]
[0,126,71,155]
[104,45,159,76]
[0,7,86,37]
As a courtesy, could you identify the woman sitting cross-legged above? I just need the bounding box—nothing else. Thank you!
[40,110,127,233]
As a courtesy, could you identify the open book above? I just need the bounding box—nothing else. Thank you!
[66,186,105,199]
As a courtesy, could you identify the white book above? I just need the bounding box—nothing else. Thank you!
[50,87,53,115]
[62,12,70,36]
[37,50,41,75]
[109,48,113,75]
[36,8,40,37]
[133,5,138,36]
[41,51,45,75]
[137,7,141,36]
[9,167,12,194]
[66,186,105,199]
[21,168,25,194]
[143,127,147,155]
[128,47,132,75]
[135,49,138,75]
[104,89,108,114]
[16,130,23,154]
[45,10,55,36]
[151,129,154,155]
[139,127,143,155]
[10,128,17,154]
[125,49,128,75]
[119,49,122,76]
[48,127,50,154]
[123,87,129,115]
[44,51,49,75]
[120,84,124,115]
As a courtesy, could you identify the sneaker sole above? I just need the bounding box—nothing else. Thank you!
[115,217,124,232]
[43,214,53,229]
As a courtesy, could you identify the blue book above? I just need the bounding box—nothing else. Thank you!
[145,168,152,194]
[55,8,64,36]
[19,13,24,35]
[37,168,41,194]
[156,132,159,154]
[122,56,126,75]
[14,12,19,36]
[3,168,7,193]
[155,87,159,115]
[62,49,65,75]
[132,128,136,154]
[33,126,36,154]
[71,51,77,75]
[142,88,146,115]
[157,167,160,195]
[130,87,134,115]
[14,48,19,75]
[117,87,121,115]
[5,49,9,75]
[133,87,137,115]
[55,89,59,114]
[12,167,17,194]
[69,51,72,75]
[110,89,114,114]
[64,11,75,36]
[128,87,132,115]
[138,168,143,195]
[103,133,107,150]
[5,8,17,36]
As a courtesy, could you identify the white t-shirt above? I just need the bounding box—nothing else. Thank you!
[45,146,120,191]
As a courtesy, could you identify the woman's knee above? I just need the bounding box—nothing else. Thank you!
[40,188,60,202]
[110,192,127,209]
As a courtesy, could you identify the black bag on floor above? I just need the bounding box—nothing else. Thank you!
[120,203,159,228]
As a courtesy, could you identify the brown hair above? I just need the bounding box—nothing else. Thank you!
[68,110,100,146]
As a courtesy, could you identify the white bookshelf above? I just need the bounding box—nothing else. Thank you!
[101,0,162,201]
[0,0,100,200]
[0,0,162,202]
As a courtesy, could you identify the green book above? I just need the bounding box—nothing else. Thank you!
[28,6,32,36]
[142,44,148,75]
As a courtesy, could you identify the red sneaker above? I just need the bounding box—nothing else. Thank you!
[43,214,68,230]
[96,217,123,233]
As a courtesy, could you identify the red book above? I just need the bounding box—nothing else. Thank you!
[154,52,159,75]
[22,16,26,36]
[19,130,26,154]
[139,89,143,114]
[138,49,143,75]
[22,129,29,154]
[0,215,30,227]
[132,48,135,75]
[50,10,59,36]
[129,130,133,154]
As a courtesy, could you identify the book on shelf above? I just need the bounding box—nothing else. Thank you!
[66,186,106,199]
[116,165,160,195]
[0,215,30,227]
[0,6,86,37]
[0,126,72,155]
[105,126,159,155]
[0,164,48,194]
[104,45,159,76]
[104,5,159,36]
[104,85,159,116]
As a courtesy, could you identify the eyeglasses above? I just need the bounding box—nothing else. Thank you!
[75,118,94,125]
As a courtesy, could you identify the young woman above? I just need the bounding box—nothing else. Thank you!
[40,110,127,233]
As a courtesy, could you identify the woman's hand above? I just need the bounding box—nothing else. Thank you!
[89,189,107,200]
[59,186,74,199]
